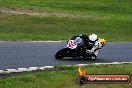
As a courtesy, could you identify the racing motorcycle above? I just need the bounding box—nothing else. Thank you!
[55,35,106,60]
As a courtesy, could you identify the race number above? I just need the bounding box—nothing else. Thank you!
[67,40,77,49]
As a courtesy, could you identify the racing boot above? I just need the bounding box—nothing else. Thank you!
[90,54,97,61]
[90,49,100,61]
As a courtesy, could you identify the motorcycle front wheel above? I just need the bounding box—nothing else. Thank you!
[55,48,68,59]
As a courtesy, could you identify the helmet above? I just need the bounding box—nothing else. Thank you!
[99,38,106,45]
[89,34,98,44]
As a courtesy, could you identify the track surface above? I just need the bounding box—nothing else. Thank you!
[0,41,131,70]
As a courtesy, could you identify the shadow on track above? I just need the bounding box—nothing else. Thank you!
[55,57,111,63]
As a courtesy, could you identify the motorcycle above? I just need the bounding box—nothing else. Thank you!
[55,35,106,60]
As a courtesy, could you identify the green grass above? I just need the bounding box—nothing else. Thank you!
[0,0,132,41]
[0,0,132,14]
[0,13,132,41]
[0,64,132,88]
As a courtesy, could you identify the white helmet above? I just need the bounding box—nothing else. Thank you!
[89,34,98,43]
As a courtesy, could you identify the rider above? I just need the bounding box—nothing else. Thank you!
[71,34,105,60]
[86,34,102,60]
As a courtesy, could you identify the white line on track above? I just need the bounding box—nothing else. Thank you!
[0,62,132,74]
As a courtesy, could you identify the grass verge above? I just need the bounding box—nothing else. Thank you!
[0,0,132,41]
[0,64,132,88]
[0,13,132,41]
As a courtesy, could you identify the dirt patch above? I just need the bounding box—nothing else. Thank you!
[0,7,104,20]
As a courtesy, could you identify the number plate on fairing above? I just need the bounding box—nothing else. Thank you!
[67,40,77,49]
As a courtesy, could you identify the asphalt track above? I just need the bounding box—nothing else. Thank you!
[0,41,131,70]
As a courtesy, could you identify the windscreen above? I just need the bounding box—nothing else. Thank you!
[74,37,83,44]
